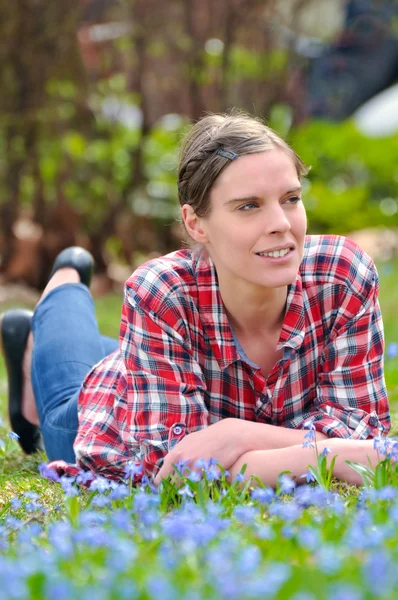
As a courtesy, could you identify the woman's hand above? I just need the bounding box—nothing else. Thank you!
[154,418,247,485]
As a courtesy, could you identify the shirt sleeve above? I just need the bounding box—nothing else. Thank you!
[119,272,210,479]
[291,263,390,439]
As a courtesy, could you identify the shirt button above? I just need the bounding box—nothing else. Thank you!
[369,416,378,427]
[173,426,183,435]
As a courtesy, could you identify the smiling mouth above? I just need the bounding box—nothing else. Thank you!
[256,247,293,258]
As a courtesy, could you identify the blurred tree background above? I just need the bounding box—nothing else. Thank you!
[0,0,397,291]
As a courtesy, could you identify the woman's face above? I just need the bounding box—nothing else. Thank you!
[184,149,307,294]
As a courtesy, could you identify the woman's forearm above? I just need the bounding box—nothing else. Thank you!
[229,438,379,487]
[226,419,328,455]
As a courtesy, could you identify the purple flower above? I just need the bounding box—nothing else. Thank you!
[233,472,245,483]
[320,447,331,456]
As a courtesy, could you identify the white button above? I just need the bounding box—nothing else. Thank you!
[173,426,183,435]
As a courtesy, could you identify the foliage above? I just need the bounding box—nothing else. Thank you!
[289,119,398,234]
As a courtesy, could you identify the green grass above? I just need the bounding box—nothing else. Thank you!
[0,262,398,509]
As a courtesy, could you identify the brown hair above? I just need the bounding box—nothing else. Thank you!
[178,112,308,217]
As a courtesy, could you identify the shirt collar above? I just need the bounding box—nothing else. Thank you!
[194,251,305,370]
[277,271,305,352]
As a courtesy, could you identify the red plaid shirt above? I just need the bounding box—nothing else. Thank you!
[68,235,390,481]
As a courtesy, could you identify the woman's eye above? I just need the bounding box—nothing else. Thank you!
[238,202,258,211]
[285,196,301,204]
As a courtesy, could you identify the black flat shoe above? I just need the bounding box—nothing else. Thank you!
[0,309,43,454]
[49,246,94,288]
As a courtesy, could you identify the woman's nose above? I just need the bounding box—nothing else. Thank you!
[263,205,291,234]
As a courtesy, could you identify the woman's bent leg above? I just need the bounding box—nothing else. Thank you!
[31,283,118,462]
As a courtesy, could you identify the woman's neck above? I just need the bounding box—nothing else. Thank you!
[219,279,288,337]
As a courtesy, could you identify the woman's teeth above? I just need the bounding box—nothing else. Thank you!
[257,248,291,258]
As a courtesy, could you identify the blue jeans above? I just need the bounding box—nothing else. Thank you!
[31,284,118,463]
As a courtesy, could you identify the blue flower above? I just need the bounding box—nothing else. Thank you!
[373,436,389,455]
[5,516,22,531]
[279,474,296,495]
[10,497,22,510]
[109,484,130,501]
[303,417,316,430]
[92,495,111,508]
[38,462,60,482]
[174,458,191,475]
[269,501,302,522]
[23,491,40,501]
[281,524,294,538]
[233,505,259,524]
[237,545,261,574]
[327,584,362,600]
[177,484,194,498]
[194,458,208,470]
[300,471,316,483]
[316,544,343,575]
[387,342,398,359]
[124,460,143,481]
[302,428,316,449]
[251,487,275,504]
[89,475,111,493]
[76,469,95,486]
[8,431,20,440]
[205,464,222,481]
[187,470,202,482]
[320,447,331,456]
[363,551,396,596]
[233,472,245,483]
[297,526,319,550]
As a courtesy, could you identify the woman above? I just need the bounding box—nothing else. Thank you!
[0,113,391,487]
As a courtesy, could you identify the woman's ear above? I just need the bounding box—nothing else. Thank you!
[181,204,209,243]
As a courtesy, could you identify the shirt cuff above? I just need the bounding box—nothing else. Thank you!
[312,408,385,440]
